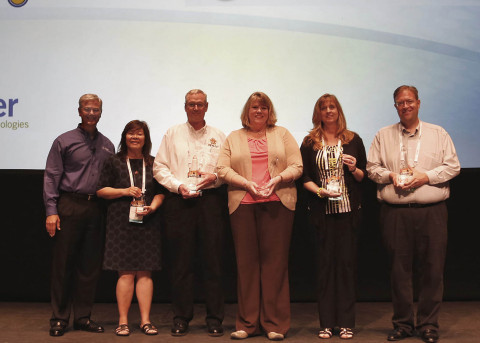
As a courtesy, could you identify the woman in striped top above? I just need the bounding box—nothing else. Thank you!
[300,94,367,340]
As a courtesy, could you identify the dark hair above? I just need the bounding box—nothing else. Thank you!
[393,85,419,101]
[303,93,354,150]
[117,120,154,166]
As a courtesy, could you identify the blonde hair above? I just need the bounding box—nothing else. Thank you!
[303,93,354,150]
[240,92,277,129]
[78,94,102,108]
[185,89,207,103]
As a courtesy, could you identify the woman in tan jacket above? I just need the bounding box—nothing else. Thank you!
[217,92,302,341]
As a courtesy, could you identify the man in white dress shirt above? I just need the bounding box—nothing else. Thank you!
[153,89,227,337]
[367,85,460,343]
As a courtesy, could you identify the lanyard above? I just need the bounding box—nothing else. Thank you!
[126,158,146,194]
[321,138,342,170]
[399,122,422,167]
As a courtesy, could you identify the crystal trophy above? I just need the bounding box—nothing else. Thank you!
[326,155,343,201]
[257,159,277,198]
[257,182,270,197]
[187,155,200,194]
[397,159,413,186]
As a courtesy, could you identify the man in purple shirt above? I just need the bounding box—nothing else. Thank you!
[43,94,114,337]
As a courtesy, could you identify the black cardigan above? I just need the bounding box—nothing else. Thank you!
[300,133,367,212]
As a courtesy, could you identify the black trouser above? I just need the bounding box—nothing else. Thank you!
[50,193,105,326]
[380,202,448,334]
[162,188,226,325]
[312,208,359,329]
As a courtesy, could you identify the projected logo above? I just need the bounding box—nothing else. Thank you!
[0,98,29,130]
[8,0,28,7]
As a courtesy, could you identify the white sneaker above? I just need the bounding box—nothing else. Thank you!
[231,330,248,339]
[267,332,284,341]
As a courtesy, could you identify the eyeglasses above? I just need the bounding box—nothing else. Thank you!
[186,102,206,109]
[395,100,416,107]
[81,107,101,114]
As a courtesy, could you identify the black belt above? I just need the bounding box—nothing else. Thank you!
[61,192,97,201]
[384,201,443,208]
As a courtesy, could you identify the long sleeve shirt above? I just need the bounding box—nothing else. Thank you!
[153,122,226,193]
[43,125,115,216]
[367,121,460,204]
[217,126,303,213]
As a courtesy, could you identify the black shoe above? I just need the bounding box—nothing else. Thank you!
[421,329,439,343]
[49,321,67,337]
[171,321,188,336]
[387,328,412,341]
[207,323,224,337]
[73,319,104,333]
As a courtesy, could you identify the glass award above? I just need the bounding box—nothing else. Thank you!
[397,157,413,186]
[326,176,343,200]
[397,145,413,186]
[256,181,270,197]
[326,155,343,201]
[129,193,145,223]
[187,154,200,194]
[397,169,413,186]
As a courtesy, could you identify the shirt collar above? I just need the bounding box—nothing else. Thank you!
[400,121,421,137]
[77,123,98,139]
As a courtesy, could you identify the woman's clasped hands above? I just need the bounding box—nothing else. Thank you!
[244,175,282,199]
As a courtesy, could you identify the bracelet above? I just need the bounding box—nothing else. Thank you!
[351,167,357,173]
[316,187,325,198]
[278,174,283,183]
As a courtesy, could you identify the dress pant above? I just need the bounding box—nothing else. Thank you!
[380,202,448,333]
[313,209,358,329]
[230,201,294,335]
[50,193,105,325]
[162,188,226,325]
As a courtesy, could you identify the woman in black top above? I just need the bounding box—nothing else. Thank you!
[97,120,165,336]
[300,94,367,340]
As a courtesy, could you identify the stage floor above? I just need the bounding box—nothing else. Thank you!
[1,302,479,343]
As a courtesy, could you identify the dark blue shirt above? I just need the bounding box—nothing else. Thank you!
[43,124,115,216]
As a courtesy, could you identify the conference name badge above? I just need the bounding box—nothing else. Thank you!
[129,196,145,223]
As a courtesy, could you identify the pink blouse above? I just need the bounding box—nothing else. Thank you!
[241,137,281,204]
